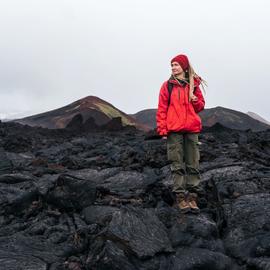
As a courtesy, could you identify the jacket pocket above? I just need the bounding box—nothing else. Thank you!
[167,106,186,131]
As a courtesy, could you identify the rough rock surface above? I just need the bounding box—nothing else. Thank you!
[0,120,269,269]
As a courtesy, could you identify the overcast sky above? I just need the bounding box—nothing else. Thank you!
[0,0,269,121]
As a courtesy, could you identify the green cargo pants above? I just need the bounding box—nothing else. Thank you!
[167,132,201,194]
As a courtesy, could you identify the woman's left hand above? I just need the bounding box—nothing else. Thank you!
[189,94,198,102]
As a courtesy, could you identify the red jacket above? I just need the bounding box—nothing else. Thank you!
[156,76,205,136]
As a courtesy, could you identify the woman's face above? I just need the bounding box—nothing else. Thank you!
[171,62,184,76]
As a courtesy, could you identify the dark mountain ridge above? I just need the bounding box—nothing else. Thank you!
[12,96,150,131]
[131,106,270,131]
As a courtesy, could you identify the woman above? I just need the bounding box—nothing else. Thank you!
[156,54,207,214]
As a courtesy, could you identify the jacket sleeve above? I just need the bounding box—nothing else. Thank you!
[156,82,169,136]
[191,85,205,113]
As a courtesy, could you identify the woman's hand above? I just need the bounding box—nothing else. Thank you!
[189,94,198,102]
[162,136,167,140]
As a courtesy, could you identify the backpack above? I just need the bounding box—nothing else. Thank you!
[167,81,173,107]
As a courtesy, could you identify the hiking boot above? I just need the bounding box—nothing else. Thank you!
[188,193,200,214]
[174,192,191,213]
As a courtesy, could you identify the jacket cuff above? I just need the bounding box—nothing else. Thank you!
[159,131,168,136]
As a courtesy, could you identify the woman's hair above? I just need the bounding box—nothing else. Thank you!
[187,63,207,96]
[172,61,207,96]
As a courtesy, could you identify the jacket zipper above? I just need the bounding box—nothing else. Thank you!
[177,83,187,128]
[174,79,189,128]
[175,81,181,100]
[185,86,187,126]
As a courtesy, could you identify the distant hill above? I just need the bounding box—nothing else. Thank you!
[247,111,270,126]
[200,106,270,131]
[131,106,270,131]
[12,96,150,131]
[0,119,12,122]
[129,109,157,129]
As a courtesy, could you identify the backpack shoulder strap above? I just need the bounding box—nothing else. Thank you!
[167,81,173,107]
